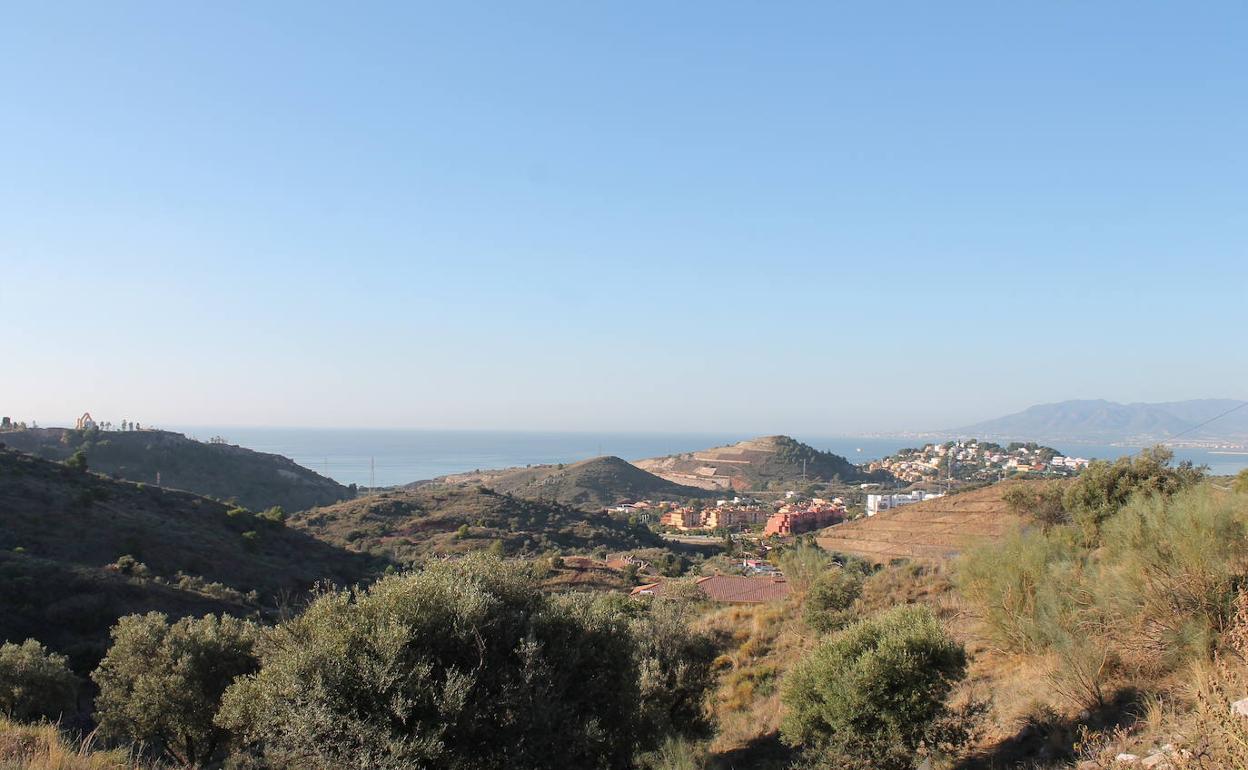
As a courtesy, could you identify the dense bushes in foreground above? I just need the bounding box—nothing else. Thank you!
[957,450,1239,710]
[30,555,715,770]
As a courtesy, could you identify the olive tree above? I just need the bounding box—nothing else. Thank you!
[781,605,967,770]
[217,556,650,770]
[0,639,78,721]
[803,567,864,634]
[92,612,259,767]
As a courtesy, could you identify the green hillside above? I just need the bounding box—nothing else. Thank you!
[0,448,374,666]
[291,485,668,564]
[0,427,350,512]
[423,455,716,508]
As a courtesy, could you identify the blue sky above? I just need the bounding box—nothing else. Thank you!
[3,2,1245,434]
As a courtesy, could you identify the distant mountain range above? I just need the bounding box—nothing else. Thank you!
[955,399,1248,444]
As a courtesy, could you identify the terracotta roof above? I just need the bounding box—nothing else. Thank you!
[629,575,789,603]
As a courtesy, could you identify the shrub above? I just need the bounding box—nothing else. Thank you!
[628,597,717,743]
[954,528,1080,653]
[1062,446,1203,544]
[65,450,88,472]
[803,567,864,634]
[781,605,967,770]
[0,640,78,721]
[92,612,259,767]
[257,506,286,525]
[1234,467,1248,495]
[1001,483,1068,529]
[217,556,644,770]
[957,484,1247,677]
[776,542,834,592]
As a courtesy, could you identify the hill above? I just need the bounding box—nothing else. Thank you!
[956,398,1248,444]
[815,481,1030,563]
[633,435,891,491]
[421,455,716,508]
[0,427,350,512]
[0,448,374,665]
[291,485,669,564]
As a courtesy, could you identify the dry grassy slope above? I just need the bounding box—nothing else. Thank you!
[0,427,350,512]
[291,485,669,564]
[634,435,888,491]
[421,455,715,509]
[0,448,374,663]
[815,481,1034,564]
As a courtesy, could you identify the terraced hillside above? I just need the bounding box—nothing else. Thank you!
[422,455,715,509]
[815,482,1029,563]
[635,435,891,491]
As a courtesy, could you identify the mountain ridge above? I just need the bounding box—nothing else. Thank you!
[0,427,351,512]
[955,398,1248,443]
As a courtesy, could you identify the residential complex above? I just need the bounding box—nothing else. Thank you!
[867,439,1089,483]
[865,490,945,517]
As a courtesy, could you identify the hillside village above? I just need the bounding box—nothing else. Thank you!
[867,439,1090,483]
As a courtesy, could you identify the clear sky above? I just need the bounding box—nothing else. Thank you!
[3,2,1245,434]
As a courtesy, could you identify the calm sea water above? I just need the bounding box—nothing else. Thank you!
[168,427,1248,487]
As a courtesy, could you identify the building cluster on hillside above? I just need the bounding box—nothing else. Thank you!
[867,439,1089,483]
[621,495,847,537]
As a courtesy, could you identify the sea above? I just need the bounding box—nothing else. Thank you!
[166,427,1248,488]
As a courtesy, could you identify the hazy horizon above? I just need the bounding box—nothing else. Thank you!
[4,3,1245,433]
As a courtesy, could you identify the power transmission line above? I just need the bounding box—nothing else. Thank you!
[1167,401,1248,441]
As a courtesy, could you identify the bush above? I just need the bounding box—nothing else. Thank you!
[628,597,717,743]
[957,483,1246,677]
[218,557,650,769]
[1234,468,1248,494]
[65,450,88,472]
[0,640,77,721]
[776,542,834,592]
[954,528,1079,653]
[257,506,285,525]
[1062,446,1203,544]
[92,613,259,766]
[780,605,967,770]
[1001,483,1068,529]
[803,568,864,634]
